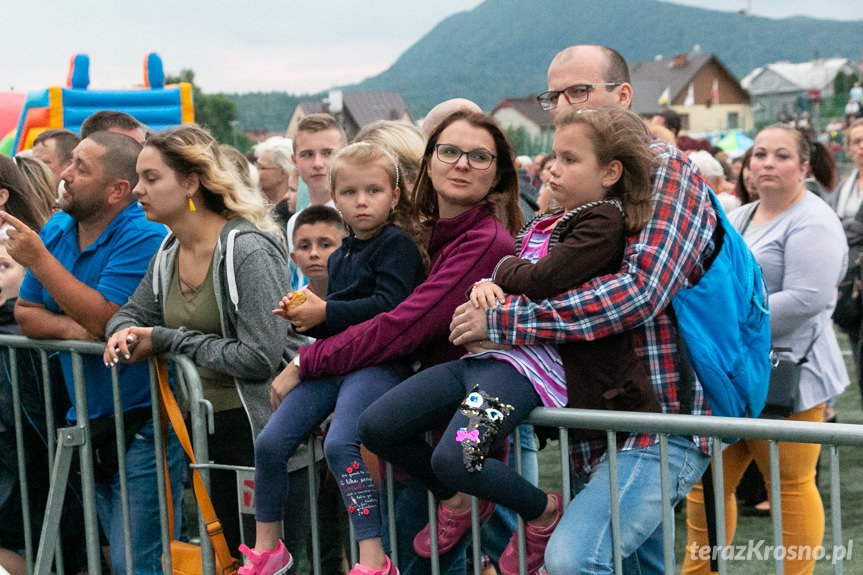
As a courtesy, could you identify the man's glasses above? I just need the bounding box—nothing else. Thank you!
[434,144,496,170]
[255,162,279,171]
[536,83,622,111]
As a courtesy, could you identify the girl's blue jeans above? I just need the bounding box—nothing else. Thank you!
[254,363,409,541]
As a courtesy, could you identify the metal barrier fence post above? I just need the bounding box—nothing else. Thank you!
[557,427,570,515]
[606,431,622,574]
[712,436,727,575]
[109,366,133,575]
[830,445,844,575]
[659,434,674,575]
[511,426,524,575]
[70,351,101,575]
[9,350,34,572]
[38,348,65,575]
[386,462,398,570]
[769,439,785,575]
[148,361,172,575]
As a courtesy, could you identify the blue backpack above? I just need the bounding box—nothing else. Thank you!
[672,190,771,418]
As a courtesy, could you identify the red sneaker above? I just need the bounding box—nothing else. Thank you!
[498,493,563,575]
[413,499,496,558]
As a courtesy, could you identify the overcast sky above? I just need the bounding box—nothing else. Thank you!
[4,0,860,95]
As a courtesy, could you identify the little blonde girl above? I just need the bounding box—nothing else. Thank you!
[359,108,661,575]
[240,142,426,575]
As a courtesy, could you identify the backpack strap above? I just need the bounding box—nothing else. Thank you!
[673,189,728,416]
[226,230,240,311]
[672,307,694,416]
[738,202,758,236]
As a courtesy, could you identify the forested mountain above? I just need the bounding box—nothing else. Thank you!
[228,0,863,131]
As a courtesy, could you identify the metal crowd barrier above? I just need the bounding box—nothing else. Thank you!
[518,408,863,575]
[2,334,862,575]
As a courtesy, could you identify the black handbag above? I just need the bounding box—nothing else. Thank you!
[761,331,820,419]
[833,192,863,333]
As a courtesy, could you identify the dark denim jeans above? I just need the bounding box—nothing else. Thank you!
[94,418,186,575]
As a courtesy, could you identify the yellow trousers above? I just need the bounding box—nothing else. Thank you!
[682,403,825,575]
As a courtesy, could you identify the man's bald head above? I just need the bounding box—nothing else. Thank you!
[546,45,633,115]
[422,98,483,136]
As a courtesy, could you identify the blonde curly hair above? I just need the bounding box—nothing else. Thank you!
[144,124,279,235]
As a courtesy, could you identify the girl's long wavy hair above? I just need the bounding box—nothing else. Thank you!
[413,110,522,236]
[0,155,50,231]
[328,142,429,269]
[554,107,654,235]
[144,124,279,235]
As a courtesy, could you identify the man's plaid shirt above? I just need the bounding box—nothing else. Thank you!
[488,139,718,473]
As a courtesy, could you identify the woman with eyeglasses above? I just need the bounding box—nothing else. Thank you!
[268,109,521,575]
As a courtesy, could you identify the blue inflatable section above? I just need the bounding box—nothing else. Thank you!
[61,88,188,133]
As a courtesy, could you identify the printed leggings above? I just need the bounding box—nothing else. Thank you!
[358,358,547,521]
[254,363,409,541]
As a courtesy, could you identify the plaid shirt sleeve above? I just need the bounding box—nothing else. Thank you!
[488,140,717,347]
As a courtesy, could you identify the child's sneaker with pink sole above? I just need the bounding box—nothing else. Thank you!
[413,499,496,558]
[237,540,293,575]
[498,493,563,575]
[348,554,399,575]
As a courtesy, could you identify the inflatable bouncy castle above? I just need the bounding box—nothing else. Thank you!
[9,53,193,155]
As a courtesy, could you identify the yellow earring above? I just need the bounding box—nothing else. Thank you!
[188,197,196,212]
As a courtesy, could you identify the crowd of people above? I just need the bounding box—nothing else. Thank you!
[0,44,858,575]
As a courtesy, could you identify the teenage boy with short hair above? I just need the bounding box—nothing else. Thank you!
[286,114,347,290]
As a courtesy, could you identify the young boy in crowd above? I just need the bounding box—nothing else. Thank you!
[286,205,348,573]
[286,114,347,291]
[289,205,346,298]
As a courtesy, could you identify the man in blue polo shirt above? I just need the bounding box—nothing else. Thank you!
[2,130,183,575]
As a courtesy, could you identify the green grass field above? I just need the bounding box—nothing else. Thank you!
[537,328,863,574]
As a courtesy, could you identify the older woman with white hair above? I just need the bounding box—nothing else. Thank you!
[253,136,298,221]
[689,149,740,213]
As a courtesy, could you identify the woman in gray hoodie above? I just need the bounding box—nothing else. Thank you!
[103,125,307,555]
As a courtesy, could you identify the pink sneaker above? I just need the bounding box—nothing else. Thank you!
[498,493,563,575]
[348,555,400,575]
[237,540,293,575]
[413,499,495,558]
